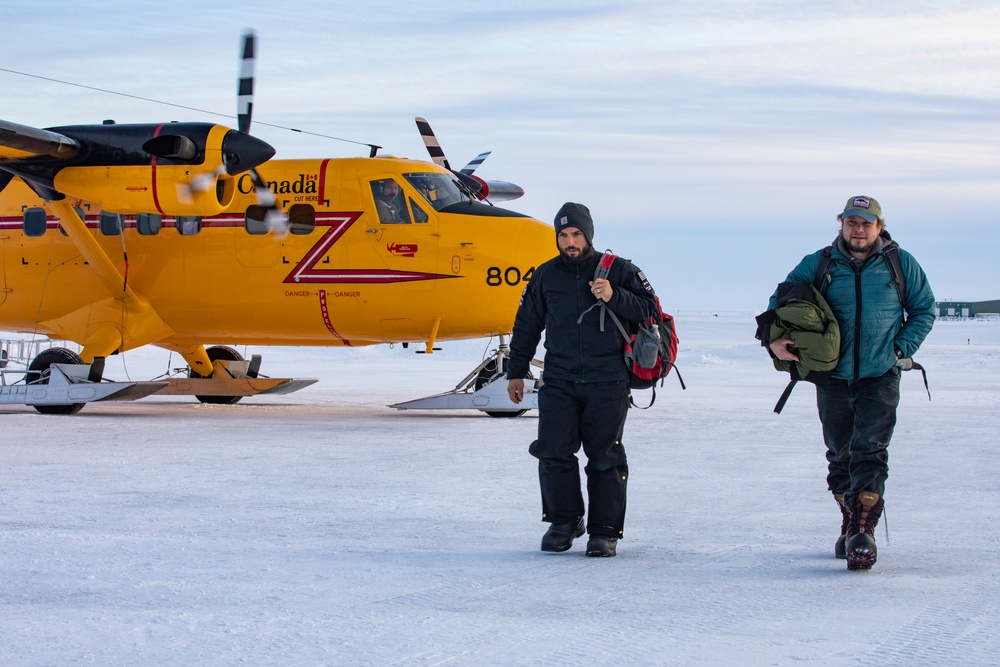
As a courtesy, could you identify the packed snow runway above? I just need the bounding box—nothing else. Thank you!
[2,317,998,665]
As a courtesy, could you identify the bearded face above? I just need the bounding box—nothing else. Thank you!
[840,215,882,257]
[557,227,590,264]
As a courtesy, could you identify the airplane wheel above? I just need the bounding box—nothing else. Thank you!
[191,345,244,405]
[474,358,529,418]
[27,347,86,415]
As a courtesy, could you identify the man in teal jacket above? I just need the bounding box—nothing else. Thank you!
[763,195,935,570]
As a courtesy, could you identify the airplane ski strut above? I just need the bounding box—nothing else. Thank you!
[156,356,318,398]
[156,376,318,397]
[0,362,167,408]
[0,351,317,414]
[390,336,543,417]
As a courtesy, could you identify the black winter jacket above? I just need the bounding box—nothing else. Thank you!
[506,250,658,383]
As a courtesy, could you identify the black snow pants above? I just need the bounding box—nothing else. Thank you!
[529,378,630,539]
[817,367,901,503]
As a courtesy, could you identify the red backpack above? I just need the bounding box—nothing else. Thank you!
[584,251,685,407]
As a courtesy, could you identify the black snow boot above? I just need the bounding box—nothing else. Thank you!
[541,517,585,552]
[585,536,618,558]
[834,493,849,559]
[846,491,884,571]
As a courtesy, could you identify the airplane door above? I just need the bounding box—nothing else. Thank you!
[235,206,280,268]
[364,176,440,292]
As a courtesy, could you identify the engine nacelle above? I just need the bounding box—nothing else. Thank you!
[53,163,237,216]
[470,175,524,202]
[34,122,272,216]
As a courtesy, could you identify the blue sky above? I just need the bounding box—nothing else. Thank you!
[3,0,997,310]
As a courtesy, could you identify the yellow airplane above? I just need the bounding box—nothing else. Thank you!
[0,32,553,414]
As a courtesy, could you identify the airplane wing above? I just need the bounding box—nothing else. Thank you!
[0,119,80,160]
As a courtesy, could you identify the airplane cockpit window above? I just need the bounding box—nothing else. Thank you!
[410,198,429,223]
[99,211,123,236]
[370,179,411,224]
[288,204,315,235]
[176,216,201,235]
[23,208,46,237]
[404,172,465,211]
[137,213,162,236]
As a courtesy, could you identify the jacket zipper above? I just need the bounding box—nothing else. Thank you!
[853,265,862,381]
[577,265,585,380]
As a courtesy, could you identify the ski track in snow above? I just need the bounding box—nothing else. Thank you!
[852,575,1000,666]
[1,318,999,665]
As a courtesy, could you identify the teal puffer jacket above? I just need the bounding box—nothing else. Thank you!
[769,238,935,380]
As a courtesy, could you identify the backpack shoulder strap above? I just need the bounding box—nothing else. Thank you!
[773,364,804,413]
[813,242,906,305]
[882,242,906,306]
[594,250,616,281]
[578,251,621,333]
[813,246,833,295]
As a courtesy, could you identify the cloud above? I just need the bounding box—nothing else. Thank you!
[1,0,997,309]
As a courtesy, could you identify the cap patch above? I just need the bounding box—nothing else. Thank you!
[852,197,871,210]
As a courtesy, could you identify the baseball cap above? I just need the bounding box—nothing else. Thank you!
[842,195,882,223]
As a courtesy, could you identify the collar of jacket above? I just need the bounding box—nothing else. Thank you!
[556,247,598,272]
[832,234,888,264]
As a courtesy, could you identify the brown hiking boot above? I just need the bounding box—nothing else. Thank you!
[834,493,849,559]
[846,491,884,571]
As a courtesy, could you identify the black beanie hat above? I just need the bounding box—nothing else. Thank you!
[554,202,594,246]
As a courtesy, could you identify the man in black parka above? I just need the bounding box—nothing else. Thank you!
[507,202,658,557]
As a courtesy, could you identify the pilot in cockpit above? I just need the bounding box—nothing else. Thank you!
[373,179,410,224]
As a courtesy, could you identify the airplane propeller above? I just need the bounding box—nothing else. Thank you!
[414,117,524,203]
[1,27,280,216]
[236,30,283,235]
[176,30,284,232]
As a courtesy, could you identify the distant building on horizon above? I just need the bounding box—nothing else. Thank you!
[935,300,1000,319]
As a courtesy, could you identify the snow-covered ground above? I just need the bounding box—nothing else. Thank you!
[1,317,998,666]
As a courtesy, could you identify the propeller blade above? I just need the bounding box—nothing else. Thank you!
[237,30,256,135]
[175,164,225,205]
[414,117,450,170]
[236,32,280,232]
[248,168,274,208]
[248,167,286,236]
[459,151,491,176]
[190,166,226,192]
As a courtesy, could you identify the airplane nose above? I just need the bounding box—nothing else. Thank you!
[221,130,276,175]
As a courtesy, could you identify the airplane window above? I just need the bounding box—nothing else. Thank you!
[370,179,411,224]
[176,216,201,235]
[288,204,315,235]
[410,198,429,223]
[23,208,47,237]
[404,172,465,211]
[99,211,123,236]
[245,205,269,235]
[137,213,162,236]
